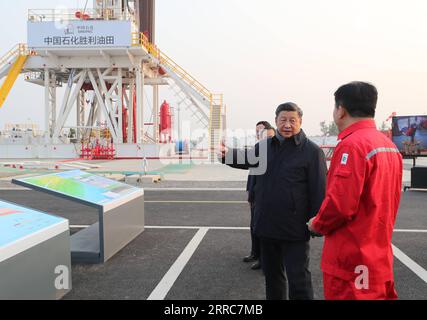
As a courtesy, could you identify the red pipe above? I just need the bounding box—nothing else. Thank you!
[122,85,128,143]
[133,86,137,143]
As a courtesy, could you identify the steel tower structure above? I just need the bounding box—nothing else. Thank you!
[0,0,225,159]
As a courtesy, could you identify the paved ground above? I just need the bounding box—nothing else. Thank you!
[0,184,425,300]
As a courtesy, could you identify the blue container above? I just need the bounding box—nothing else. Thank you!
[176,140,185,153]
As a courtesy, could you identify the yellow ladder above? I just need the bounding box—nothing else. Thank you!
[209,94,223,162]
[0,44,29,110]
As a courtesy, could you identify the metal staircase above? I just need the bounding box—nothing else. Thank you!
[169,82,209,128]
[209,95,223,162]
[0,44,30,109]
[132,33,224,159]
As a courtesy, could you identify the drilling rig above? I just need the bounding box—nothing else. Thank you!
[0,0,225,160]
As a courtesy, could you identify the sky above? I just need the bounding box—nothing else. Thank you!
[0,0,427,136]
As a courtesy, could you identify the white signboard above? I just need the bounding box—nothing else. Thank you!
[28,20,132,48]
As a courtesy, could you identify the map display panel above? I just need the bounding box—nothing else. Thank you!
[15,170,141,207]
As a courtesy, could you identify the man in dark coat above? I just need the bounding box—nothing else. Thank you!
[242,121,276,270]
[219,103,327,300]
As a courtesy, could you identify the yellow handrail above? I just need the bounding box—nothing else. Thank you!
[131,32,216,104]
[0,44,31,70]
[0,54,28,109]
[28,8,133,22]
[131,32,224,151]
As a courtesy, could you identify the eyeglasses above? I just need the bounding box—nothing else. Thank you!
[278,118,298,126]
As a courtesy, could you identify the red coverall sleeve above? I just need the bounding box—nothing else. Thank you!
[311,145,366,235]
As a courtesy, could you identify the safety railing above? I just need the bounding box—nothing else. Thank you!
[23,71,62,86]
[0,44,30,70]
[131,32,214,104]
[28,8,133,22]
[211,94,224,107]
[24,71,43,82]
[132,32,224,154]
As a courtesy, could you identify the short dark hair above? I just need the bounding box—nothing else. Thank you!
[334,82,378,118]
[256,121,274,130]
[275,102,303,118]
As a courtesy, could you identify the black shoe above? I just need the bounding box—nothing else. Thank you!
[243,255,257,263]
[251,261,262,270]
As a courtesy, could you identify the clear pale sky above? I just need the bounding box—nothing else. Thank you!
[0,0,426,135]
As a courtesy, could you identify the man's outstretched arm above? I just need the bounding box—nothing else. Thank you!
[217,141,261,170]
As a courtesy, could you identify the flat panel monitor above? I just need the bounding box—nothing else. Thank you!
[392,115,427,157]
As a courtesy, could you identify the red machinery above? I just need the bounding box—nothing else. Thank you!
[122,88,128,143]
[75,11,90,20]
[133,89,137,143]
[81,140,115,160]
[159,100,172,143]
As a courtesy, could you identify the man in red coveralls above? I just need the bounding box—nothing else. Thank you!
[308,82,403,300]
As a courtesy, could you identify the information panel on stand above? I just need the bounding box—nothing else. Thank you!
[12,170,143,210]
[0,200,68,259]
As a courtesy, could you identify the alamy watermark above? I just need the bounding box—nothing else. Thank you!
[354,265,369,290]
[155,125,269,176]
[54,265,70,290]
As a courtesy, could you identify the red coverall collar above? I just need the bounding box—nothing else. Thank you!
[338,119,377,141]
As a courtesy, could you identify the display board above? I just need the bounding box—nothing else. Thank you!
[13,170,142,209]
[12,171,145,264]
[0,200,67,250]
[0,200,71,300]
[392,115,427,157]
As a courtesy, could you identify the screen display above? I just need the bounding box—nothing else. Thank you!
[15,170,141,207]
[392,116,427,156]
[0,201,65,248]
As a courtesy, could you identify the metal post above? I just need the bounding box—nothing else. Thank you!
[50,74,57,135]
[117,68,123,144]
[135,63,144,143]
[129,81,135,143]
[44,69,51,138]
[77,90,81,141]
[177,103,181,145]
[77,90,85,142]
[153,84,159,143]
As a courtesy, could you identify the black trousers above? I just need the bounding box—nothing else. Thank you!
[250,205,261,258]
[260,237,313,300]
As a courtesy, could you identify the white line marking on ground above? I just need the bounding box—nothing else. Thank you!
[403,189,427,193]
[392,244,427,283]
[147,227,209,300]
[0,187,247,191]
[71,225,250,230]
[69,225,426,233]
[146,226,250,230]
[145,200,247,204]
[70,225,250,230]
[144,188,246,191]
